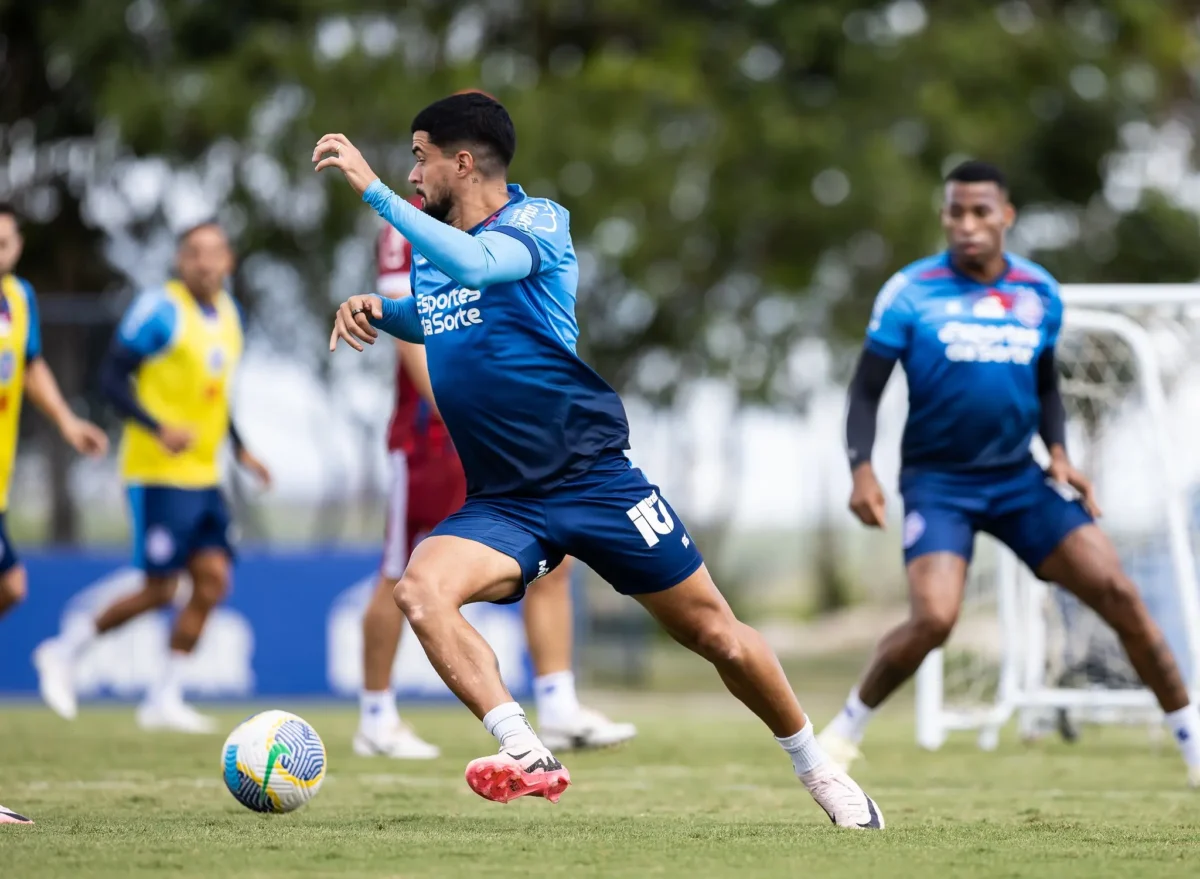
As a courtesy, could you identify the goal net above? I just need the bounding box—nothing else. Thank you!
[915,285,1200,751]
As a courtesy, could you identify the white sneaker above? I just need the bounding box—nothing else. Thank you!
[353,722,441,759]
[800,761,884,829]
[540,705,637,752]
[136,696,218,734]
[32,640,77,721]
[816,726,863,773]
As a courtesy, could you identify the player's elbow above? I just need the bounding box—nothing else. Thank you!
[455,264,488,291]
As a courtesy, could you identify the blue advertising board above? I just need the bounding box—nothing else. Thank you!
[0,549,532,701]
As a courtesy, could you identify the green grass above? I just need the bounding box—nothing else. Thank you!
[2,686,1199,878]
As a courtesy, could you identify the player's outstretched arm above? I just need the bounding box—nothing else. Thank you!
[846,348,896,528]
[312,135,532,289]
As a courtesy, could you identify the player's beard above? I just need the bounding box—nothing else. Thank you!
[422,193,454,224]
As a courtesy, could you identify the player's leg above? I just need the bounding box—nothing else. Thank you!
[394,502,571,804]
[1028,514,1200,784]
[33,486,181,720]
[524,556,637,751]
[564,465,881,828]
[139,488,234,733]
[355,450,439,758]
[819,507,973,768]
[0,514,26,620]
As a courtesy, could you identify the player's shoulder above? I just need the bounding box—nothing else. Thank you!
[1005,254,1060,297]
[872,254,948,309]
[496,191,569,237]
[10,274,37,303]
[120,286,177,335]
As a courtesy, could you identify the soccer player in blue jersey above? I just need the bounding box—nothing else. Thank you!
[314,93,882,827]
[818,160,1200,786]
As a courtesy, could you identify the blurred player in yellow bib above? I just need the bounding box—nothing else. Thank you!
[0,203,108,624]
[35,221,270,733]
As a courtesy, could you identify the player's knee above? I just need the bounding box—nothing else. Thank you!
[146,579,179,609]
[1093,575,1146,636]
[0,572,27,606]
[393,570,450,625]
[686,617,745,666]
[912,605,958,649]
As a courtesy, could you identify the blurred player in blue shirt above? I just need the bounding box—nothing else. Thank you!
[315,93,882,827]
[819,161,1200,786]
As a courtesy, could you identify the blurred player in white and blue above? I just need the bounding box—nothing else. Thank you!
[819,161,1200,787]
[314,93,882,827]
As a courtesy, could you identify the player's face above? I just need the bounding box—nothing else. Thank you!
[409,132,459,224]
[941,182,1014,269]
[176,225,233,299]
[0,215,24,275]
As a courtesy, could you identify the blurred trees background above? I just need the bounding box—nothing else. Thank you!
[3,0,1200,543]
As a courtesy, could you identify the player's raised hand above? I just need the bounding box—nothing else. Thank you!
[329,294,382,353]
[1047,457,1102,519]
[313,134,379,195]
[849,463,887,528]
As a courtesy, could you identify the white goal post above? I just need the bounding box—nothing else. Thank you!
[914,284,1200,751]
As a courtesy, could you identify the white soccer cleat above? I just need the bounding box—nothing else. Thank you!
[136,696,218,734]
[816,726,863,773]
[0,804,33,825]
[352,722,441,760]
[539,706,638,752]
[32,640,78,721]
[465,743,571,804]
[800,762,884,829]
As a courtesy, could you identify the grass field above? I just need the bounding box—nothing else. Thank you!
[3,672,1200,878]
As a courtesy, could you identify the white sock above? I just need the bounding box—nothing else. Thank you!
[824,688,875,744]
[57,617,98,660]
[533,670,580,728]
[1165,703,1200,768]
[150,650,189,704]
[482,701,539,750]
[359,689,398,733]
[776,719,829,777]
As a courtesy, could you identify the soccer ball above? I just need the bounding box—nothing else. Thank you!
[221,710,327,813]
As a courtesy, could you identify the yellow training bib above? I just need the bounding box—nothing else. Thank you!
[0,274,31,512]
[119,281,243,487]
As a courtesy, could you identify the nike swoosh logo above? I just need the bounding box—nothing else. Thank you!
[508,750,532,760]
[857,796,883,829]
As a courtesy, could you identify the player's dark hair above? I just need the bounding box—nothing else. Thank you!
[411,92,516,178]
[945,160,1008,192]
[0,202,20,230]
[176,219,224,247]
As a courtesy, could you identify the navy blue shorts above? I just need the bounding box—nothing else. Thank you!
[0,512,18,575]
[127,486,235,575]
[432,455,705,604]
[900,461,1093,576]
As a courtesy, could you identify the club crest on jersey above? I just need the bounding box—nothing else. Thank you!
[1012,288,1044,328]
[0,349,14,385]
[972,294,1007,320]
[207,347,225,374]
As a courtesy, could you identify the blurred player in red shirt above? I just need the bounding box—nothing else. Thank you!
[354,214,637,758]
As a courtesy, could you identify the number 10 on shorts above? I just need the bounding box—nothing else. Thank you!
[626,491,675,548]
